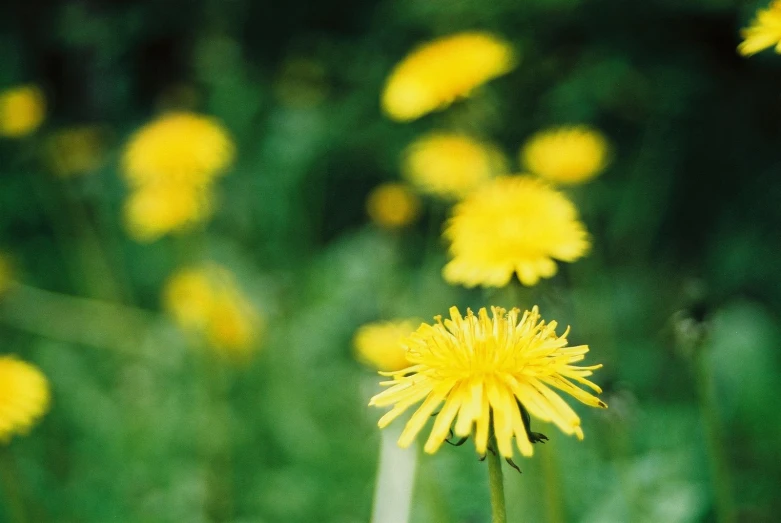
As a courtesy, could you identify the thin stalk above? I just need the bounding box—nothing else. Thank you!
[539,444,564,523]
[0,447,27,523]
[370,424,417,523]
[0,284,159,360]
[694,348,736,523]
[486,435,507,523]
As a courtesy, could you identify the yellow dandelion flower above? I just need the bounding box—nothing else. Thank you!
[123,183,213,242]
[739,0,781,56]
[403,133,507,199]
[204,291,263,361]
[366,183,421,229]
[370,306,606,458]
[163,267,216,329]
[443,176,590,288]
[382,32,516,122]
[353,319,419,372]
[47,125,107,177]
[163,264,262,360]
[122,112,234,187]
[0,85,45,138]
[521,126,610,185]
[0,356,50,443]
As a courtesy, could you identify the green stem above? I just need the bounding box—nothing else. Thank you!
[694,349,736,523]
[0,284,159,360]
[0,447,28,523]
[539,444,564,523]
[487,436,507,523]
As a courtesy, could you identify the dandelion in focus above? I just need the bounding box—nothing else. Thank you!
[369,306,606,458]
[0,85,45,138]
[123,183,213,242]
[164,264,263,361]
[47,126,107,177]
[403,133,507,199]
[366,182,420,229]
[443,176,590,287]
[122,111,234,187]
[739,0,781,56]
[521,126,610,185]
[354,319,419,372]
[0,356,50,443]
[382,32,516,122]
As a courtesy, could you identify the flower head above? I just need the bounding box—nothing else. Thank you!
[47,126,107,177]
[521,126,610,185]
[122,112,234,187]
[123,183,213,242]
[366,182,420,229]
[0,356,50,443]
[403,133,507,199]
[163,264,262,360]
[0,85,45,138]
[382,32,516,122]
[739,0,781,56]
[443,176,590,287]
[369,306,606,458]
[354,319,419,372]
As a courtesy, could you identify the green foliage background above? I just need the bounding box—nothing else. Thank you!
[0,0,780,522]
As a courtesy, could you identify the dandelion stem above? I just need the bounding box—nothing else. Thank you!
[486,435,507,523]
[0,447,28,523]
[0,284,159,360]
[695,348,736,523]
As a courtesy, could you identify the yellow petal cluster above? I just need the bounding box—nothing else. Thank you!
[353,319,419,372]
[739,0,781,56]
[366,183,420,229]
[47,126,107,177]
[0,85,45,138]
[443,176,590,287]
[123,183,213,243]
[370,306,606,458]
[382,32,516,122]
[122,112,234,187]
[403,133,507,199]
[121,112,234,241]
[521,126,609,185]
[163,264,263,361]
[0,356,51,443]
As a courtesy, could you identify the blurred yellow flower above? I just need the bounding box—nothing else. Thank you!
[47,126,107,177]
[403,133,507,199]
[163,267,216,329]
[0,85,45,138]
[205,291,263,361]
[443,176,590,287]
[123,183,213,242]
[163,264,262,360]
[366,183,420,229]
[122,112,235,187]
[521,126,610,185]
[370,306,606,458]
[382,32,516,122]
[353,319,418,372]
[0,356,50,443]
[739,0,781,56]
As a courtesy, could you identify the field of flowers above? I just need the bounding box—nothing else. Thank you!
[0,1,780,522]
